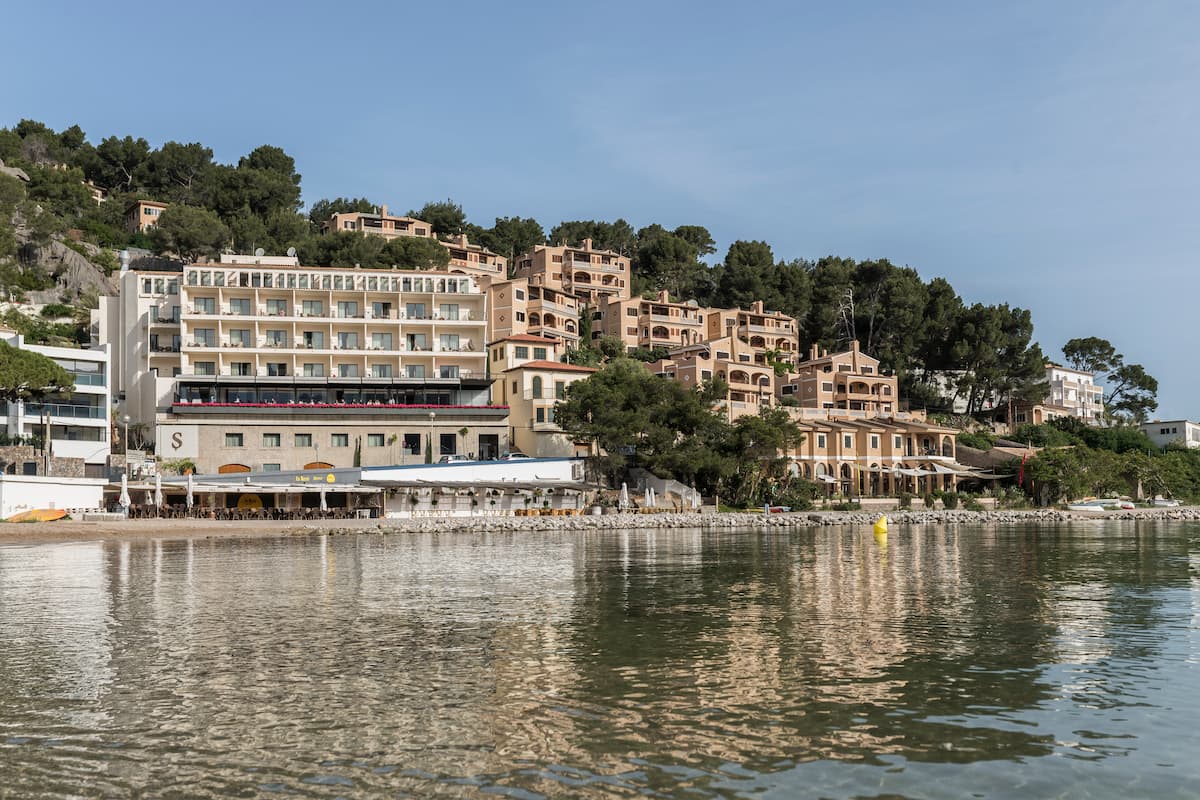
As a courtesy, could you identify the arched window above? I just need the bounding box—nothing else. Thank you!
[532,376,543,398]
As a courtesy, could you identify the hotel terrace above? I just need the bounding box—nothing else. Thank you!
[487,277,582,348]
[594,290,708,350]
[94,254,509,474]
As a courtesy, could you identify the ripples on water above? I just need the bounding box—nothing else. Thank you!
[1,523,1198,798]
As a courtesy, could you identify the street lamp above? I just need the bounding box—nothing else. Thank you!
[122,414,131,476]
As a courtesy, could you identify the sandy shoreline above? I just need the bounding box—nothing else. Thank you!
[1,506,1198,546]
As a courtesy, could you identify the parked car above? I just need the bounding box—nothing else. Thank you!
[438,454,472,464]
[500,452,531,460]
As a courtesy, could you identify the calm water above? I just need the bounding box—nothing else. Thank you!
[1,523,1198,799]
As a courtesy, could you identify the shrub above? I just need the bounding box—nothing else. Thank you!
[898,492,913,509]
[941,492,959,509]
[923,492,937,509]
[956,430,995,450]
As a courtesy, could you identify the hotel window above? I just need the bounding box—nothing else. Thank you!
[439,365,459,379]
[402,433,420,455]
[229,298,251,315]
[516,312,525,322]
[262,433,281,448]
[370,332,393,350]
[337,301,358,318]
[843,434,853,449]
[368,433,385,447]
[225,432,244,447]
[194,297,215,314]
[265,329,286,346]
[532,376,543,398]
[200,271,212,286]
[894,435,902,449]
[338,364,359,378]
[214,272,225,287]
[405,303,426,319]
[870,435,879,449]
[262,463,281,472]
[230,362,251,376]
[862,366,874,374]
[266,362,287,376]
[372,301,391,318]
[555,381,566,399]
[515,346,529,359]
[405,365,425,379]
[838,365,851,372]
[371,364,392,378]
[536,407,545,423]
[822,382,833,392]
[331,434,349,448]
[302,300,323,316]
[194,328,216,347]
[302,363,325,377]
[533,347,547,360]
[515,290,525,300]
[302,331,325,349]
[406,333,427,351]
[439,334,459,352]
[266,299,287,315]
[229,329,251,346]
[337,332,359,349]
[817,434,826,448]
[295,433,312,447]
[438,304,459,320]
[194,361,215,376]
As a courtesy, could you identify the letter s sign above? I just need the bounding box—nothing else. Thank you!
[171,431,184,450]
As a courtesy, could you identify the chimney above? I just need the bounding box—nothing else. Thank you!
[810,344,819,360]
[657,290,669,302]
[380,204,388,217]
[582,237,593,250]
[851,340,859,353]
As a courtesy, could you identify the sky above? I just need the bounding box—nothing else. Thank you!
[2,1,1196,418]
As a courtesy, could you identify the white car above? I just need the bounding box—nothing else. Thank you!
[500,452,531,460]
[438,455,471,464]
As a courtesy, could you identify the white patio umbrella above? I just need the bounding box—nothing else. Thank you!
[119,473,131,514]
[649,487,657,507]
[186,472,194,510]
[644,487,653,508]
[619,483,630,510]
[154,474,163,511]
[319,486,328,512]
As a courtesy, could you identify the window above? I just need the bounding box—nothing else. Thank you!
[516,312,525,322]
[894,435,902,449]
[265,329,286,346]
[263,433,281,448]
[536,407,545,423]
[229,329,251,346]
[406,333,427,351]
[372,332,393,350]
[862,366,874,374]
[193,328,216,347]
[295,433,312,447]
[303,331,325,349]
[266,299,287,315]
[532,376,543,398]
[194,361,215,376]
[515,290,525,300]
[331,433,349,447]
[821,382,833,392]
[511,381,518,393]
[439,433,456,455]
[843,434,853,449]
[555,381,566,399]
[403,433,420,455]
[372,301,391,318]
[338,364,359,378]
[405,365,425,379]
[439,365,460,379]
[627,307,638,317]
[405,303,426,319]
[229,298,251,315]
[337,301,359,318]
[817,434,827,448]
[302,363,325,377]
[439,333,459,351]
[870,435,879,449]
[194,297,215,314]
[230,362,251,376]
[515,346,529,359]
[438,304,459,320]
[371,364,392,378]
[302,300,323,316]
[368,433,385,447]
[262,463,281,472]
[533,347,547,360]
[225,432,244,447]
[337,332,359,349]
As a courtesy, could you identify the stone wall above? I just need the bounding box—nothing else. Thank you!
[0,445,87,477]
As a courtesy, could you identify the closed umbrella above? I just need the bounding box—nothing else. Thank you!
[186,472,194,510]
[119,473,131,515]
[319,486,328,513]
[619,483,630,510]
[154,474,163,512]
[644,487,653,508]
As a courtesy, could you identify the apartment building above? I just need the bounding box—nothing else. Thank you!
[784,409,958,496]
[488,335,595,457]
[513,238,631,306]
[95,255,511,474]
[780,342,898,414]
[125,199,168,233]
[0,328,111,468]
[594,290,707,350]
[1139,420,1200,449]
[486,277,581,348]
[443,234,507,283]
[1046,364,1104,424]
[321,205,431,240]
[706,301,800,370]
[647,336,777,421]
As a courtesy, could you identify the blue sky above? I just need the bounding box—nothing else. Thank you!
[2,1,1196,417]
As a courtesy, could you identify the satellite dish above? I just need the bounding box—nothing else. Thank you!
[286,247,297,257]
[254,247,266,257]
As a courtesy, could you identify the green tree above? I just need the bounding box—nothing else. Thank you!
[411,199,468,237]
[718,407,805,506]
[307,196,377,226]
[382,236,451,269]
[1062,336,1121,373]
[136,141,215,205]
[671,225,717,258]
[86,135,151,192]
[24,164,93,218]
[479,216,545,267]
[150,205,229,263]
[1106,363,1158,421]
[0,340,74,404]
[548,219,637,254]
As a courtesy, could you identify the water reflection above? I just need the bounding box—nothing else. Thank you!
[0,523,1196,798]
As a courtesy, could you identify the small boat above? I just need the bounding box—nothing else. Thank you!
[1152,496,1180,508]
[5,508,69,523]
[1066,498,1131,512]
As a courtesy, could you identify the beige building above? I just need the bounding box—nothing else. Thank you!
[706,301,800,370]
[95,255,511,474]
[513,238,631,306]
[594,290,707,350]
[487,277,581,348]
[648,336,777,421]
[322,205,431,240]
[443,233,508,283]
[125,200,168,233]
[1046,364,1104,424]
[780,342,898,414]
[488,335,595,457]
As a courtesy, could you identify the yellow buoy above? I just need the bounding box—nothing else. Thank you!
[873,514,889,536]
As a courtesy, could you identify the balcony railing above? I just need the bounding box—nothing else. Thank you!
[25,403,107,420]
